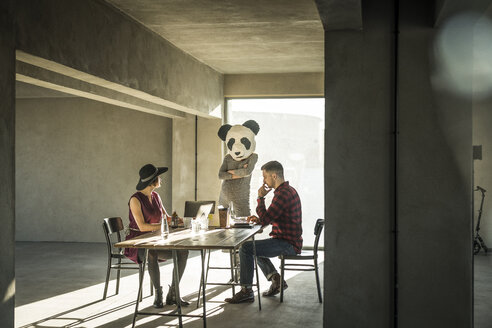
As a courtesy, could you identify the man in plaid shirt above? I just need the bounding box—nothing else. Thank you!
[225,160,303,304]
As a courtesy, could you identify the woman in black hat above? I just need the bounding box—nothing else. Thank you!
[124,163,189,308]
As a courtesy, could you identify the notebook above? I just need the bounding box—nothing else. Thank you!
[231,216,254,228]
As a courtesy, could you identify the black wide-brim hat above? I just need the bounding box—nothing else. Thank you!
[136,164,168,190]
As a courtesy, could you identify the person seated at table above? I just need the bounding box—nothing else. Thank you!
[225,160,303,303]
[124,163,190,308]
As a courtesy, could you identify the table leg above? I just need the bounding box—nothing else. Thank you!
[132,249,147,328]
[201,249,207,328]
[252,236,261,311]
[229,249,236,295]
[172,250,183,328]
[197,249,211,308]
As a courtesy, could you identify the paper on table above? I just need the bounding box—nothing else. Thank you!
[133,236,161,245]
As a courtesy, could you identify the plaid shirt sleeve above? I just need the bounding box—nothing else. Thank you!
[256,182,303,253]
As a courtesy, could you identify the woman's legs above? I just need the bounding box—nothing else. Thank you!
[146,250,162,288]
[169,249,189,287]
[157,249,189,305]
[138,249,161,288]
[138,249,163,308]
[142,249,189,287]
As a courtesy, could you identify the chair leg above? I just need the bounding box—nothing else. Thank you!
[149,274,153,297]
[103,257,111,300]
[138,264,144,302]
[232,249,239,283]
[314,258,322,303]
[116,258,121,295]
[229,250,236,295]
[280,256,285,303]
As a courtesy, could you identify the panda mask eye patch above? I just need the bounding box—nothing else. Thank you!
[227,138,235,151]
[241,137,251,150]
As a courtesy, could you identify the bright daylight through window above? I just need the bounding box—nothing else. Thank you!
[227,98,325,247]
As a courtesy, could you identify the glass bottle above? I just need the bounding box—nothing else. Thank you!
[161,213,169,238]
[171,210,179,228]
[229,201,236,220]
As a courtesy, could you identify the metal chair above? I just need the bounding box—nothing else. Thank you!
[279,218,324,303]
[102,217,152,300]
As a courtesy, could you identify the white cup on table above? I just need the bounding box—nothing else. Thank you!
[183,217,192,228]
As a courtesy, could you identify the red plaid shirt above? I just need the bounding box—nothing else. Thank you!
[256,181,303,253]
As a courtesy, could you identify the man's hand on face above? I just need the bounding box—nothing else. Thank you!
[258,184,272,198]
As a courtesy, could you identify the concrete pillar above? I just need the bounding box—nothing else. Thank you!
[0,1,15,326]
[323,0,394,326]
[398,1,472,326]
[322,0,473,327]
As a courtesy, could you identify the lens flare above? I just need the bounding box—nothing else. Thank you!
[434,12,492,99]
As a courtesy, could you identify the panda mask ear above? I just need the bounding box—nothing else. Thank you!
[218,124,232,141]
[242,120,260,135]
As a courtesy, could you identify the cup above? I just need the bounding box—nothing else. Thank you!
[200,217,209,230]
[183,217,192,228]
[219,208,228,228]
[191,219,200,233]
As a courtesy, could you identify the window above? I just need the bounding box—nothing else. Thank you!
[227,98,324,247]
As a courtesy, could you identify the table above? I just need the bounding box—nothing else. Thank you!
[115,225,262,328]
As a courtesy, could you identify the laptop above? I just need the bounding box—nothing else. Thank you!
[194,203,214,221]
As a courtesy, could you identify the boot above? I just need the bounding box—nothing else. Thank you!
[166,284,190,306]
[153,286,164,308]
[262,273,288,297]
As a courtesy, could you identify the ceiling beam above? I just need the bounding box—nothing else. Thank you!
[315,0,362,31]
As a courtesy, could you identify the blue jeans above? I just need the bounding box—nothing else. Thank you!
[239,238,297,287]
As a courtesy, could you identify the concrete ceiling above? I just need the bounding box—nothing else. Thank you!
[106,0,325,74]
[16,0,363,99]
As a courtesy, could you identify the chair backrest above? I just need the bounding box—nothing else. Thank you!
[184,200,216,217]
[102,217,124,254]
[312,218,325,254]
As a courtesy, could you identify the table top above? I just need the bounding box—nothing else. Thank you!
[115,225,262,250]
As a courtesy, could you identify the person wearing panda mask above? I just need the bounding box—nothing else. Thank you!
[217,120,260,216]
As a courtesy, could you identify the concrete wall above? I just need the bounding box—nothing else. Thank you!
[172,115,197,216]
[224,72,323,97]
[15,0,223,117]
[0,0,15,326]
[172,114,223,226]
[472,5,492,251]
[197,116,223,226]
[323,0,473,327]
[474,100,492,245]
[16,97,172,242]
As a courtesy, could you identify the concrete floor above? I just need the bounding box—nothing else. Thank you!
[474,251,492,328]
[15,241,324,328]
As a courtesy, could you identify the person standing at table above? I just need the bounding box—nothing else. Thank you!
[225,160,303,303]
[124,163,190,308]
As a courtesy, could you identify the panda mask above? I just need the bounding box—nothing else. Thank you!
[218,120,260,161]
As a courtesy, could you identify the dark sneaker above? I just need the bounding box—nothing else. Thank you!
[262,273,288,297]
[225,288,255,303]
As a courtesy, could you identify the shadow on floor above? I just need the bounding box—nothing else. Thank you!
[15,241,324,328]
